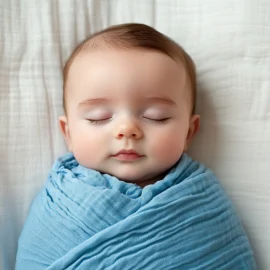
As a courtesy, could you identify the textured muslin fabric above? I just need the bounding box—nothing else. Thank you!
[15,153,256,269]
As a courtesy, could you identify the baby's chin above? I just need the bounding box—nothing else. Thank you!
[79,161,170,187]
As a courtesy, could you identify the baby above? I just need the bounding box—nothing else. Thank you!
[16,24,256,269]
[59,23,199,188]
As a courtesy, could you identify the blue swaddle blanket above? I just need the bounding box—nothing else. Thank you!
[16,153,256,269]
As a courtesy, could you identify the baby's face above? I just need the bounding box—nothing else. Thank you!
[60,48,199,186]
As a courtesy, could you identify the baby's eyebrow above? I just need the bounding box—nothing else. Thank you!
[145,97,177,107]
[78,98,111,107]
[77,97,177,108]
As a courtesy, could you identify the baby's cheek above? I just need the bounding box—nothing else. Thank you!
[71,129,103,168]
[151,133,185,162]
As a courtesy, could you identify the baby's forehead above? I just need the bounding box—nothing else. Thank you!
[65,51,191,112]
[68,48,187,90]
[64,38,193,114]
[69,45,187,82]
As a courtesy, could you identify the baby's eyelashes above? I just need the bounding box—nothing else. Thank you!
[87,117,112,125]
[86,116,171,125]
[84,107,172,125]
[143,117,171,123]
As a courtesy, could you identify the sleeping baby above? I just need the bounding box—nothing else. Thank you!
[16,23,256,269]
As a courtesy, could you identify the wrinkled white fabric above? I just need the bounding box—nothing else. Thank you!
[1,0,269,269]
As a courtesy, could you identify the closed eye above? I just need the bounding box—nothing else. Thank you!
[143,117,171,123]
[87,118,111,125]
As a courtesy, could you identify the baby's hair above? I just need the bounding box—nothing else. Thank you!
[63,23,196,114]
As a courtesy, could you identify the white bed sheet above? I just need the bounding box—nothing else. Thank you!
[0,0,269,269]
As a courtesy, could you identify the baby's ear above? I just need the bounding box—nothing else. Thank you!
[59,116,72,151]
[184,114,200,151]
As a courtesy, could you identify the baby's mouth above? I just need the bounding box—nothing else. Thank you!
[112,149,144,161]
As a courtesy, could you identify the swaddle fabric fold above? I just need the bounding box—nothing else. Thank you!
[16,153,256,269]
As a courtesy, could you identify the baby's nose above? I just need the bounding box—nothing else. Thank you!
[114,118,143,140]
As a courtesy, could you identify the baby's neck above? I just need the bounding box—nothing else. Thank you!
[134,171,168,188]
[136,179,155,188]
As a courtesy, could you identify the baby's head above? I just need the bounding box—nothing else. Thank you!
[59,23,200,187]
